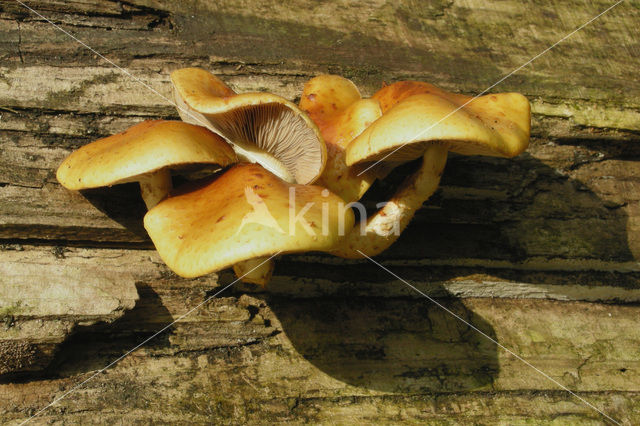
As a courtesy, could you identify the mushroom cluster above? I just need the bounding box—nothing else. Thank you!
[57,68,530,287]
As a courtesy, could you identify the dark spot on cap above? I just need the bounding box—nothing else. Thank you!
[216,215,225,223]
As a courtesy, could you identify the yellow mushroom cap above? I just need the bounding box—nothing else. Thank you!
[300,74,362,130]
[346,81,531,165]
[171,68,327,185]
[372,81,464,113]
[56,120,237,190]
[300,74,383,203]
[144,163,355,278]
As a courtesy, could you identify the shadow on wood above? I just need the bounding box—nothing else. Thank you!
[80,183,149,241]
[25,283,172,381]
[267,292,499,393]
[378,150,634,264]
[71,147,635,271]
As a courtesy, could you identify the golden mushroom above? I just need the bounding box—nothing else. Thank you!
[333,81,531,258]
[299,74,385,203]
[56,120,237,209]
[347,81,531,163]
[144,163,354,279]
[171,67,326,184]
[172,68,333,284]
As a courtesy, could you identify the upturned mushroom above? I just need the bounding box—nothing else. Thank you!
[299,74,386,203]
[172,68,333,284]
[144,163,354,278]
[332,81,531,258]
[171,67,326,185]
[56,120,237,209]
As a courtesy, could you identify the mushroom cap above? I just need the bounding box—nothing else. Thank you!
[300,74,362,132]
[56,120,237,190]
[144,163,355,278]
[345,81,531,165]
[372,81,465,113]
[300,74,383,202]
[171,68,326,184]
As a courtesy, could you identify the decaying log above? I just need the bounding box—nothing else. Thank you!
[1,0,639,423]
[0,246,141,376]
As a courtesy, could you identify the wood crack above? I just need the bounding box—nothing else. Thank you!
[16,20,24,64]
[11,0,173,30]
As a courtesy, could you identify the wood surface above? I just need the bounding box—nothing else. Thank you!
[0,0,639,424]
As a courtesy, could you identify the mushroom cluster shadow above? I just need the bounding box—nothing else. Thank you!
[1,283,173,383]
[266,291,499,393]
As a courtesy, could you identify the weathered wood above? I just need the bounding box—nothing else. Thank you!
[2,245,640,423]
[1,0,639,266]
[1,0,639,423]
[2,285,640,423]
[1,0,639,107]
[0,245,141,375]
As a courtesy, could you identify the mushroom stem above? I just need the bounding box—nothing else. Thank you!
[332,144,448,259]
[139,169,172,210]
[233,257,275,287]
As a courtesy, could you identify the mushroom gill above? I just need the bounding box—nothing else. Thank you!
[171,67,326,185]
[203,103,323,184]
